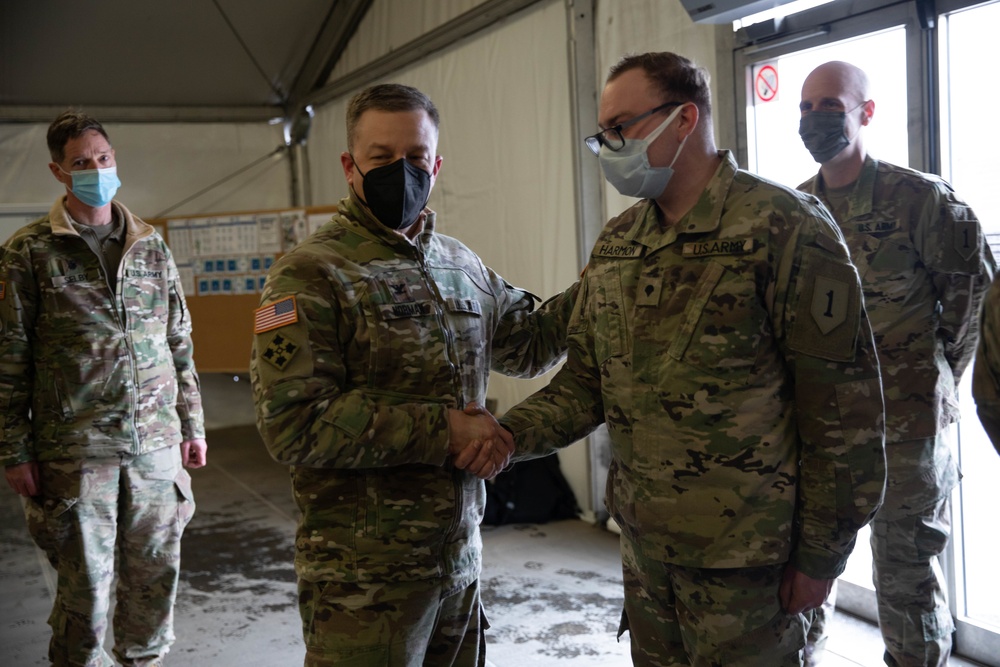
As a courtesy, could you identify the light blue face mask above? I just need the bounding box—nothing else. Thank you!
[598,104,689,199]
[60,165,121,208]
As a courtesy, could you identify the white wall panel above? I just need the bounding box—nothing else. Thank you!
[327,0,492,80]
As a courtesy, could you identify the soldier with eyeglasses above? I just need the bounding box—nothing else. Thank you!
[499,51,887,665]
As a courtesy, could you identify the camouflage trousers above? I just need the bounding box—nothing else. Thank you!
[618,534,807,666]
[806,436,956,667]
[23,445,195,667]
[296,574,487,667]
[872,494,954,667]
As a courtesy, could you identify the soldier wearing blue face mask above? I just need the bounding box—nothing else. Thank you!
[0,110,207,666]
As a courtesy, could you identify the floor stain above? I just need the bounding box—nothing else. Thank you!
[181,510,296,597]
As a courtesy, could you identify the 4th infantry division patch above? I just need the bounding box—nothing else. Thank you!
[261,333,299,370]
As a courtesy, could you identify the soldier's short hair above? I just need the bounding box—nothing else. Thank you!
[608,52,713,121]
[346,84,440,151]
[47,110,111,164]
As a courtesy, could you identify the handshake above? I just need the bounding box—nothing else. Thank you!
[447,403,513,480]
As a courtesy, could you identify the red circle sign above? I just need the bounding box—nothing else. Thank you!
[755,65,779,103]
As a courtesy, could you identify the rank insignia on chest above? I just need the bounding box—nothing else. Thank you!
[386,279,414,303]
[261,333,299,371]
[254,296,298,334]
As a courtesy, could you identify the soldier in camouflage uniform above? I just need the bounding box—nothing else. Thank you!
[0,111,207,667]
[249,84,575,667]
[972,274,1000,455]
[498,52,887,667]
[797,61,994,667]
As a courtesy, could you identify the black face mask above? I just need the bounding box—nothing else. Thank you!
[798,111,850,164]
[353,157,432,230]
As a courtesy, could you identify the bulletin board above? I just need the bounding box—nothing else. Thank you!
[150,205,339,373]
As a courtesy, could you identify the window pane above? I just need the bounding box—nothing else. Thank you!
[746,27,908,187]
[941,0,1000,632]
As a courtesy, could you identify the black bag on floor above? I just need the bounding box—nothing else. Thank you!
[483,455,580,525]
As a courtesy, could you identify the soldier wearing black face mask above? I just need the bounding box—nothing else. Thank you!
[349,154,432,230]
[250,83,578,667]
[797,60,995,667]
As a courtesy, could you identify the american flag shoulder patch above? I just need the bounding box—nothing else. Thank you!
[0,281,5,300]
[254,296,298,334]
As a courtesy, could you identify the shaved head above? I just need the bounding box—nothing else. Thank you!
[802,61,870,108]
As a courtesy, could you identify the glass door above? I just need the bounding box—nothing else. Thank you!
[938,2,1000,662]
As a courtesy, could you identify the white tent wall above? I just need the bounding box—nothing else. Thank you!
[327,0,498,79]
[0,121,289,223]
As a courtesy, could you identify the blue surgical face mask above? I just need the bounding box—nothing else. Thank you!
[598,104,689,199]
[59,165,121,208]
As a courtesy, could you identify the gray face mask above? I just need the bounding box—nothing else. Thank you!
[598,104,688,199]
[798,111,850,163]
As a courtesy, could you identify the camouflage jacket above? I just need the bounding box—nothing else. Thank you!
[972,274,1000,455]
[0,197,205,467]
[800,156,994,444]
[502,151,886,579]
[250,195,575,584]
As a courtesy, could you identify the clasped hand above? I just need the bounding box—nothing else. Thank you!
[447,403,513,480]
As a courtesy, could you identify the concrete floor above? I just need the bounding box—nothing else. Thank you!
[0,374,986,666]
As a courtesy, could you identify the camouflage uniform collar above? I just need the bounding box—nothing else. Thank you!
[624,150,737,249]
[681,149,739,235]
[808,154,879,221]
[49,196,153,243]
[339,194,436,249]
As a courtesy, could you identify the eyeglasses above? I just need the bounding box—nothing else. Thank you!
[584,101,683,155]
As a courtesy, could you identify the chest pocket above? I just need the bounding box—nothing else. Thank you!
[122,250,170,325]
[367,267,489,397]
[852,228,918,313]
[44,267,102,296]
[667,261,764,385]
[430,268,492,402]
[589,261,629,363]
[40,266,116,334]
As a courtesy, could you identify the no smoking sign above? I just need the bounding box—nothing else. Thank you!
[754,64,779,103]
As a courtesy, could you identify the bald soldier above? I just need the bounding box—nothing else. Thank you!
[798,61,994,667]
[498,51,886,666]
